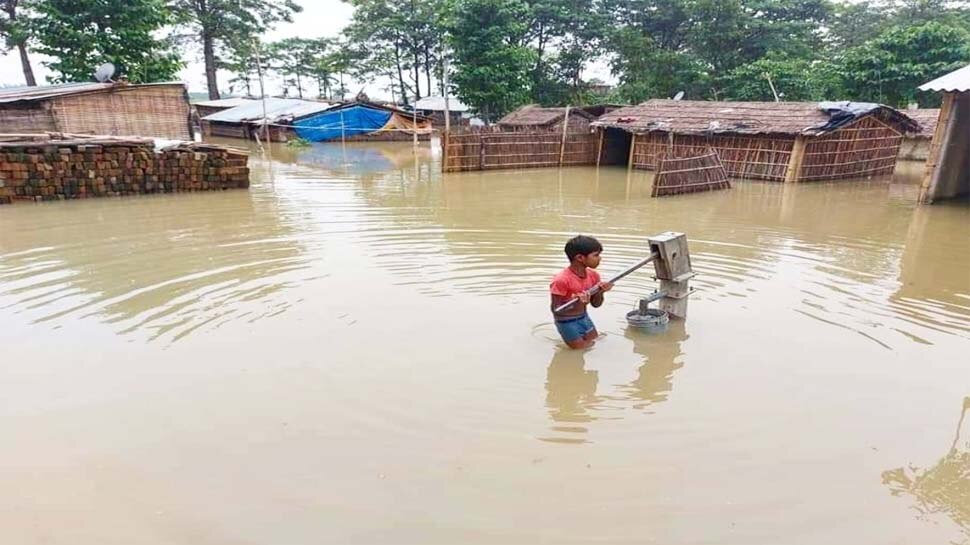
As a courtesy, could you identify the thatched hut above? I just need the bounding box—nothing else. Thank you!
[594,100,919,182]
[918,64,970,204]
[201,97,332,141]
[0,82,193,140]
[898,109,939,161]
[497,105,595,132]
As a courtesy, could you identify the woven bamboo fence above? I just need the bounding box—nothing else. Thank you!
[632,133,795,181]
[796,116,902,181]
[442,127,598,172]
[652,149,731,197]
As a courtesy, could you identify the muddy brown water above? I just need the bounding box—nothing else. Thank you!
[1,140,968,544]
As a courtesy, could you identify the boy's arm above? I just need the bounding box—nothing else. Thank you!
[550,292,590,316]
[589,282,613,308]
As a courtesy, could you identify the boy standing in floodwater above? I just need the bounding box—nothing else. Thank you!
[550,235,613,349]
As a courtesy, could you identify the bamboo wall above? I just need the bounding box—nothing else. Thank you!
[0,104,58,133]
[52,85,192,140]
[796,116,902,181]
[631,132,795,181]
[442,127,598,172]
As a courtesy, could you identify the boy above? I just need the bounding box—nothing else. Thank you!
[550,235,613,349]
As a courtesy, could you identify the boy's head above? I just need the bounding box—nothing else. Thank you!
[565,235,603,268]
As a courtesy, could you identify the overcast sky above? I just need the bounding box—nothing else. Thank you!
[0,0,615,101]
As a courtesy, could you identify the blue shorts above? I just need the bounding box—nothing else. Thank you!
[555,313,596,343]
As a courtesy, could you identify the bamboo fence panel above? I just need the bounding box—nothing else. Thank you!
[52,85,192,140]
[652,149,732,197]
[632,132,794,181]
[797,116,902,181]
[442,127,597,172]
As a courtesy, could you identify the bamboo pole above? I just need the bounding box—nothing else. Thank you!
[628,133,637,170]
[559,105,571,167]
[596,128,604,167]
[784,136,807,183]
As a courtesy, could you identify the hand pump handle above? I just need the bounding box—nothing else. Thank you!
[553,253,659,314]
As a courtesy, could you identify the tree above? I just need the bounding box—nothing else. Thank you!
[33,0,182,83]
[840,22,970,107]
[170,0,301,100]
[266,38,321,99]
[719,55,842,101]
[449,0,534,120]
[342,0,446,104]
[0,0,36,85]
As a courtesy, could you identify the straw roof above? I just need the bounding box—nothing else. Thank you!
[594,99,918,136]
[497,105,595,127]
[904,109,940,137]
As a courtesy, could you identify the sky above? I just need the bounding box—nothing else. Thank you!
[0,0,614,101]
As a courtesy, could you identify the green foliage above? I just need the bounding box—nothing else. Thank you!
[170,0,301,99]
[719,55,843,101]
[449,0,535,120]
[286,137,311,148]
[33,0,182,83]
[0,0,28,49]
[840,22,970,107]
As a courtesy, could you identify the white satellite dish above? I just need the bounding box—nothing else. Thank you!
[673,91,685,101]
[94,63,116,83]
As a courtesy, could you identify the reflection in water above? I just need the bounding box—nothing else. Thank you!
[542,348,600,444]
[883,397,970,534]
[623,320,689,410]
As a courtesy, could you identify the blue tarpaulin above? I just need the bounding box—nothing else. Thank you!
[293,105,392,142]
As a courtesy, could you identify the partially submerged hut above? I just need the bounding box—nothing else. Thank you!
[413,95,469,128]
[194,97,254,118]
[594,100,919,182]
[292,102,433,143]
[918,64,970,204]
[201,98,332,141]
[899,109,939,161]
[497,105,595,132]
[0,82,192,140]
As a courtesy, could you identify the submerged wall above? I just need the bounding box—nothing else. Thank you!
[0,139,249,205]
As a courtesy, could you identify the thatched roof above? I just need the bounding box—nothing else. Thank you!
[904,109,940,137]
[594,99,919,136]
[497,105,595,127]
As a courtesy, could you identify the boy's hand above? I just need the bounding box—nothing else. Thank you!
[598,282,614,293]
[576,291,591,304]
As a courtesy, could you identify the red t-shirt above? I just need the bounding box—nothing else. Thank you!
[550,267,601,299]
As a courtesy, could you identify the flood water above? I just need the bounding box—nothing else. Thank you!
[1,140,968,544]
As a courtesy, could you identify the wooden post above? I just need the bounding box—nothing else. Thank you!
[442,130,449,173]
[628,133,637,170]
[559,105,571,167]
[919,93,954,205]
[596,128,605,167]
[784,136,807,183]
[478,133,485,170]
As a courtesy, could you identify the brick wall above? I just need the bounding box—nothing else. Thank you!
[0,141,249,205]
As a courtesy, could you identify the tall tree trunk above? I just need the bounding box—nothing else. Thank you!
[423,44,432,97]
[203,31,220,100]
[17,41,36,86]
[413,49,421,100]
[394,44,408,105]
[339,72,346,101]
[296,72,303,98]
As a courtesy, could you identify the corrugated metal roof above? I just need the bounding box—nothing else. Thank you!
[414,96,470,112]
[594,99,918,136]
[194,97,255,108]
[0,82,185,104]
[919,64,970,92]
[202,98,333,124]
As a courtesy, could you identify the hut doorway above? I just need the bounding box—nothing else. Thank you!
[600,128,633,166]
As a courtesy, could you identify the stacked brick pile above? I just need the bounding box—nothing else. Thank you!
[0,138,249,205]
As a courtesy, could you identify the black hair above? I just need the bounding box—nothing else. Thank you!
[565,235,603,261]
